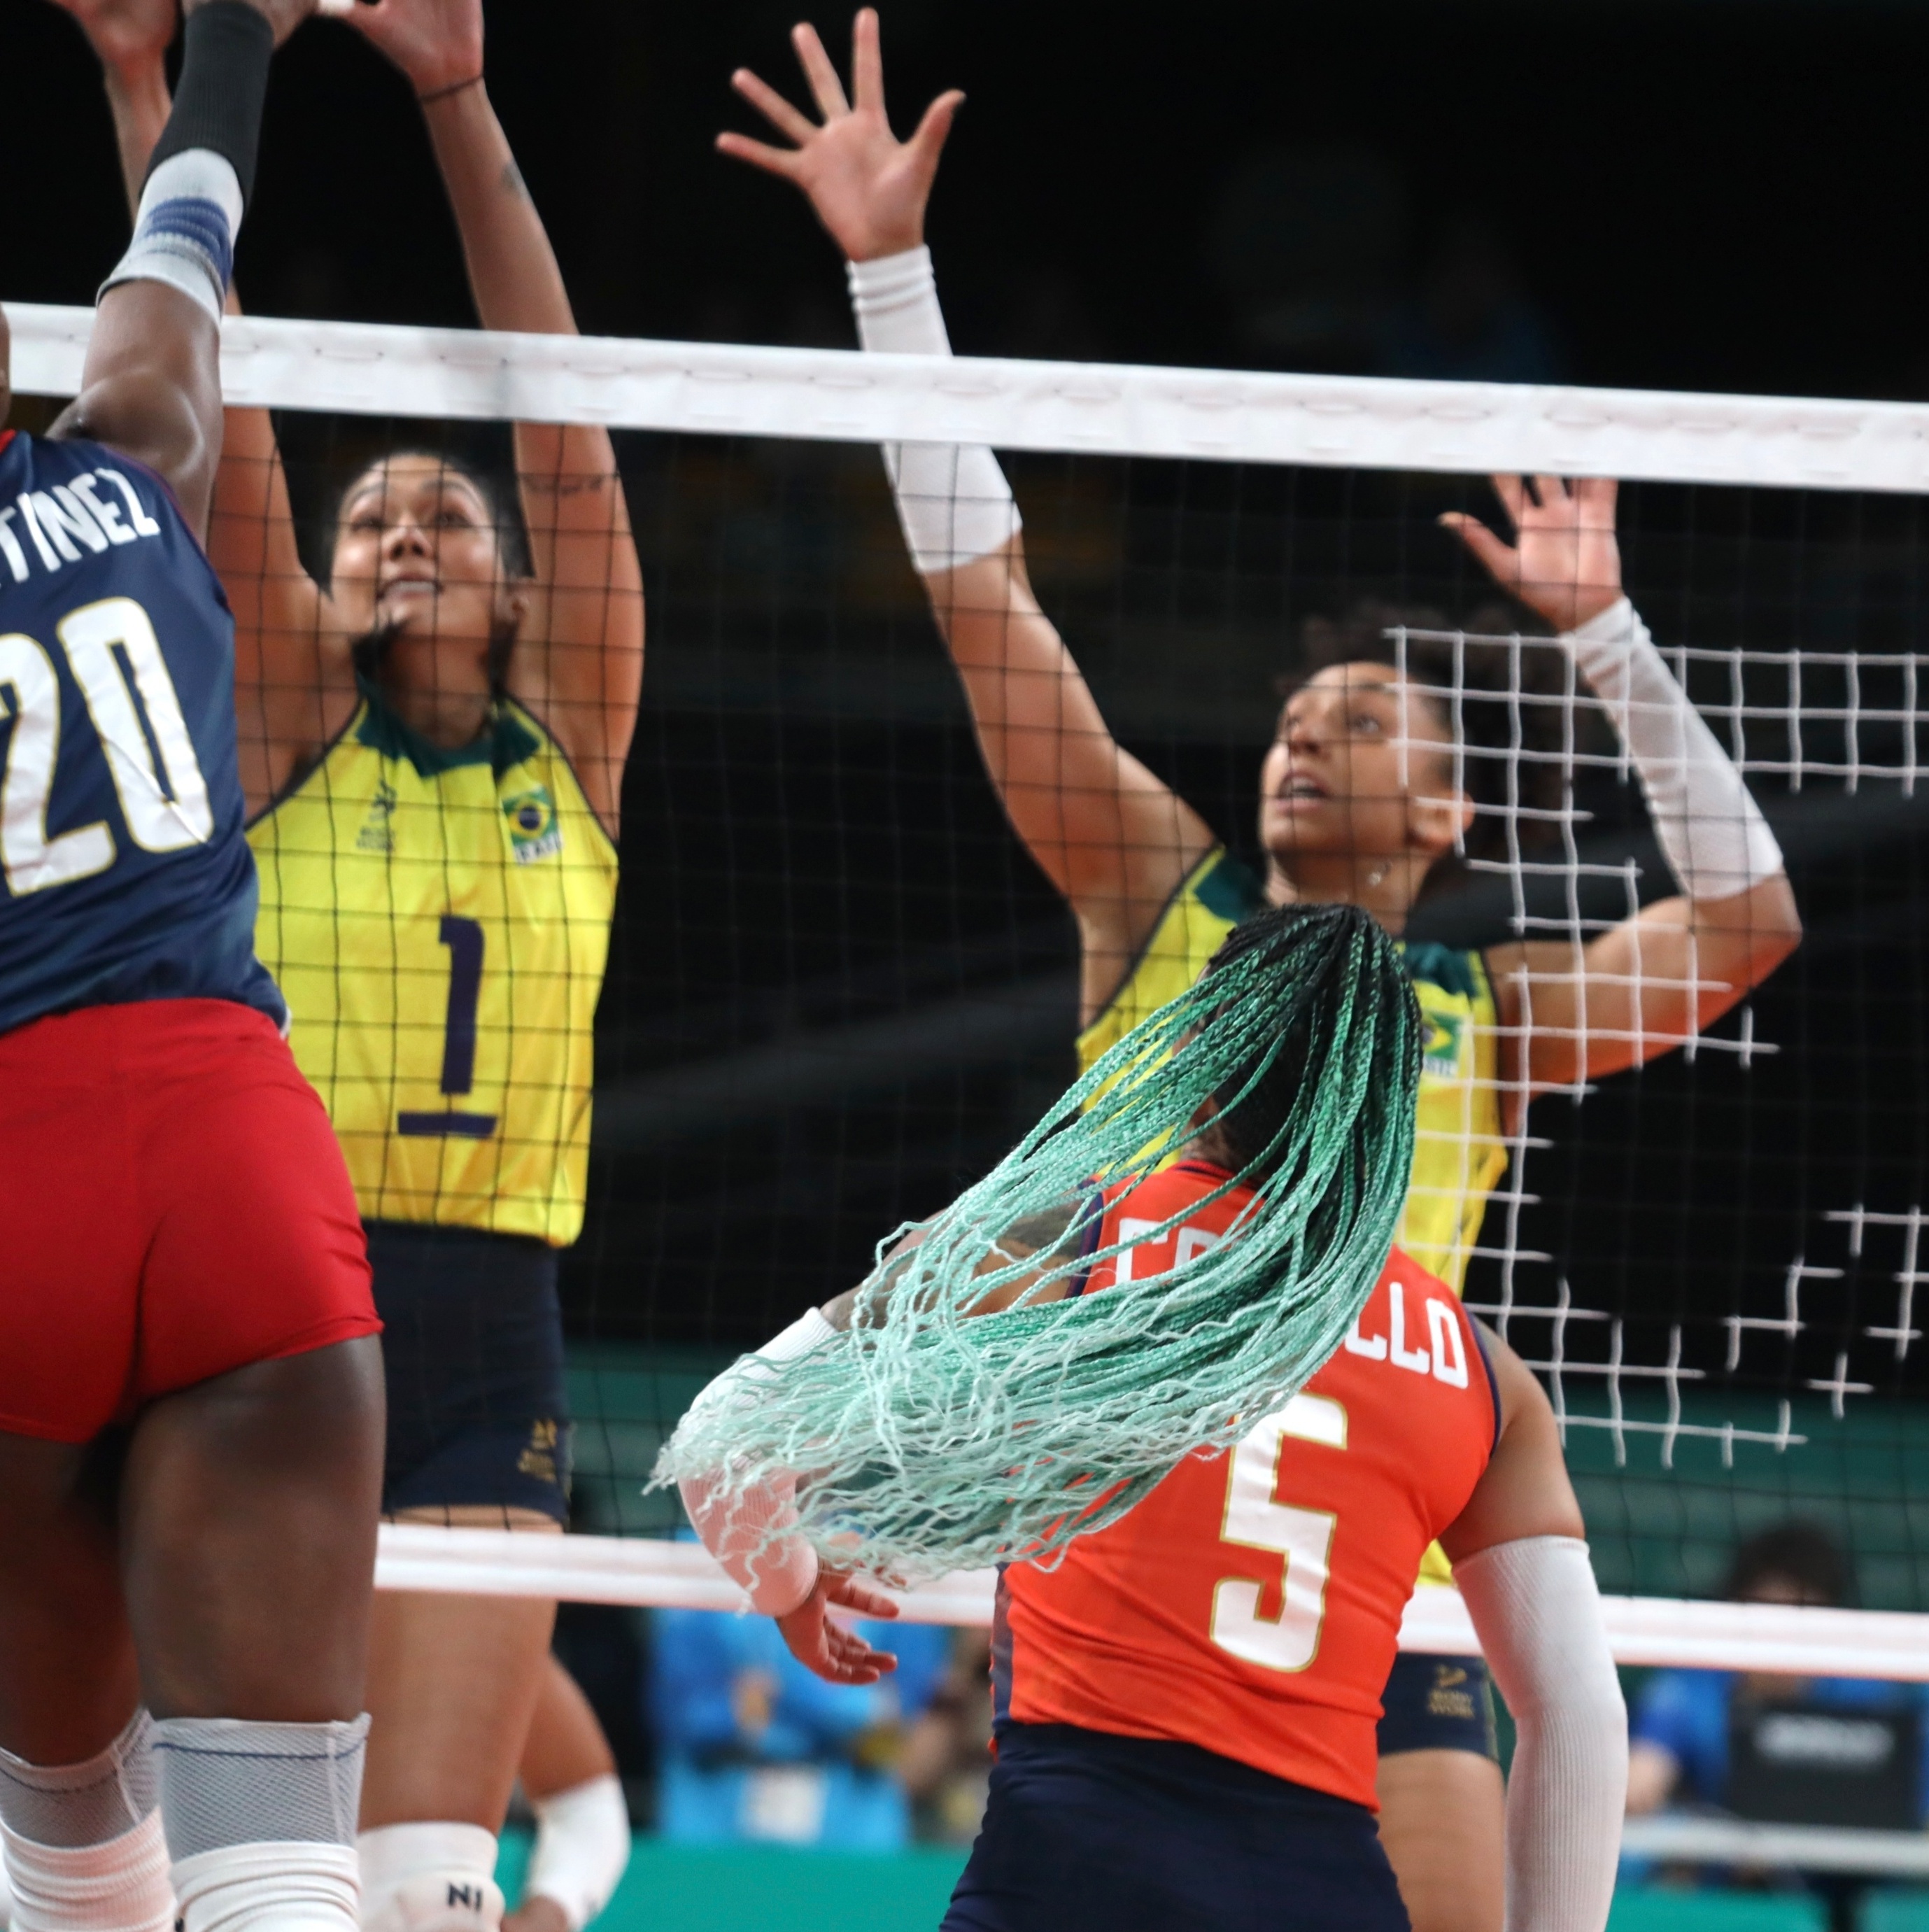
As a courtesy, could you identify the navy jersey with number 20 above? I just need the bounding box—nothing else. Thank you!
[0,430,283,1037]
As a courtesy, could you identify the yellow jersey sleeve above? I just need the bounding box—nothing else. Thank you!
[248,693,617,1247]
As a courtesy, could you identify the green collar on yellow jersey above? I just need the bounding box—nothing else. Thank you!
[354,677,543,782]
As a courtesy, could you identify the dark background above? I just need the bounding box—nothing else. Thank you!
[10,0,1929,1430]
[10,0,1929,400]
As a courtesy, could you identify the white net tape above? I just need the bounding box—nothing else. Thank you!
[16,299,1928,1651]
[13,301,1929,490]
[374,1524,1929,1679]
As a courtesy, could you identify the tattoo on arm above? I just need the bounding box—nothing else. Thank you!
[501,157,530,202]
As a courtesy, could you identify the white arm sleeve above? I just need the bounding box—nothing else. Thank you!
[1564,598,1783,901]
[1454,1535,1626,1932]
[846,246,1022,574]
[675,1309,835,1619]
[525,1776,630,1932]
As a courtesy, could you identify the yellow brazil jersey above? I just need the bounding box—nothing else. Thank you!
[248,688,616,1247]
[1075,849,1508,1591]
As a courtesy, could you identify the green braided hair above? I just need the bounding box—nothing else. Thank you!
[652,901,1422,1581]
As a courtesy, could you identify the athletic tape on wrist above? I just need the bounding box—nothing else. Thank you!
[148,0,274,210]
[1566,597,1783,901]
[101,150,243,323]
[847,246,1022,573]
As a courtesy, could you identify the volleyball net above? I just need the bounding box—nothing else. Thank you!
[11,301,1929,1676]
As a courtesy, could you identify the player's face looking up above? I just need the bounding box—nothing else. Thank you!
[1259,663,1473,875]
[330,453,527,745]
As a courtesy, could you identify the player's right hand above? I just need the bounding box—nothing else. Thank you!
[719,8,963,265]
[41,0,176,73]
[184,0,316,50]
[775,1566,902,1685]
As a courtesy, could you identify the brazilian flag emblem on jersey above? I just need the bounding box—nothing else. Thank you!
[1423,1009,1465,1080]
[503,786,563,864]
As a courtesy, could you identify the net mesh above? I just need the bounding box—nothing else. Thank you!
[10,306,1929,1620]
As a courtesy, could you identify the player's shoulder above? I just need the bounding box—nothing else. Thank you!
[1380,1243,1455,1297]
[1110,1157,1252,1221]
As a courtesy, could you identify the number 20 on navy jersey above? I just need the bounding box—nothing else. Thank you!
[0,432,282,1038]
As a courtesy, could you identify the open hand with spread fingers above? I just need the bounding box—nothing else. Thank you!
[775,1567,902,1685]
[315,0,483,98]
[719,7,963,263]
[1441,475,1625,636]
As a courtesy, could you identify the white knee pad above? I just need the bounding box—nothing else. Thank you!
[0,1812,172,1932]
[171,1842,358,1932]
[358,1826,502,1932]
[525,1777,628,1932]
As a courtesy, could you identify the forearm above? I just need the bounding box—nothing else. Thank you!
[676,1309,833,1617]
[1455,1536,1626,1932]
[423,84,577,338]
[101,58,172,220]
[1567,598,1786,904]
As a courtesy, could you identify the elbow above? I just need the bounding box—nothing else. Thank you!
[1748,875,1804,982]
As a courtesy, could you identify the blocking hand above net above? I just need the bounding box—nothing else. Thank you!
[719,12,1800,1143]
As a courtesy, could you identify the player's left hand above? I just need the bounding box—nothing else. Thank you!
[775,1567,900,1685]
[1440,476,1624,635]
[316,0,482,99]
[41,0,176,73]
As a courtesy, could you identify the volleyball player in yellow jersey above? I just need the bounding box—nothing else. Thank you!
[722,15,1802,1930]
[56,0,643,1924]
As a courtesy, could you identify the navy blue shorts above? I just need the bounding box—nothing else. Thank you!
[942,1722,1409,1932]
[1378,1653,1499,1761]
[367,1220,572,1523]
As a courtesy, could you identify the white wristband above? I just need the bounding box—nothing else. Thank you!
[847,246,1022,573]
[1455,1536,1626,1932]
[100,150,242,323]
[677,1308,836,1618]
[1565,598,1783,901]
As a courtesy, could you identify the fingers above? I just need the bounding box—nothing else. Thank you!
[730,66,819,145]
[908,90,964,176]
[716,131,801,179]
[852,6,884,113]
[792,19,850,119]
[1574,474,1620,523]
[1439,512,1520,586]
[1488,474,1529,532]
[1532,474,1573,516]
[827,1574,901,1619]
[826,1623,898,1676]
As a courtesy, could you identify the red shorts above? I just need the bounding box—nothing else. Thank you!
[0,997,379,1442]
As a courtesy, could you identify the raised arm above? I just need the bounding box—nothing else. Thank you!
[325,0,644,829]
[1444,477,1802,1124]
[52,0,312,535]
[50,0,351,812]
[721,10,1215,1018]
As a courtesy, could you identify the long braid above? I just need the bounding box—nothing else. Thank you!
[653,902,1422,1580]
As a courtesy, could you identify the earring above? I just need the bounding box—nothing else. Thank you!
[1364,861,1391,889]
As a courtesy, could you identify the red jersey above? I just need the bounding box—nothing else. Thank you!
[996,1159,1497,1810]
